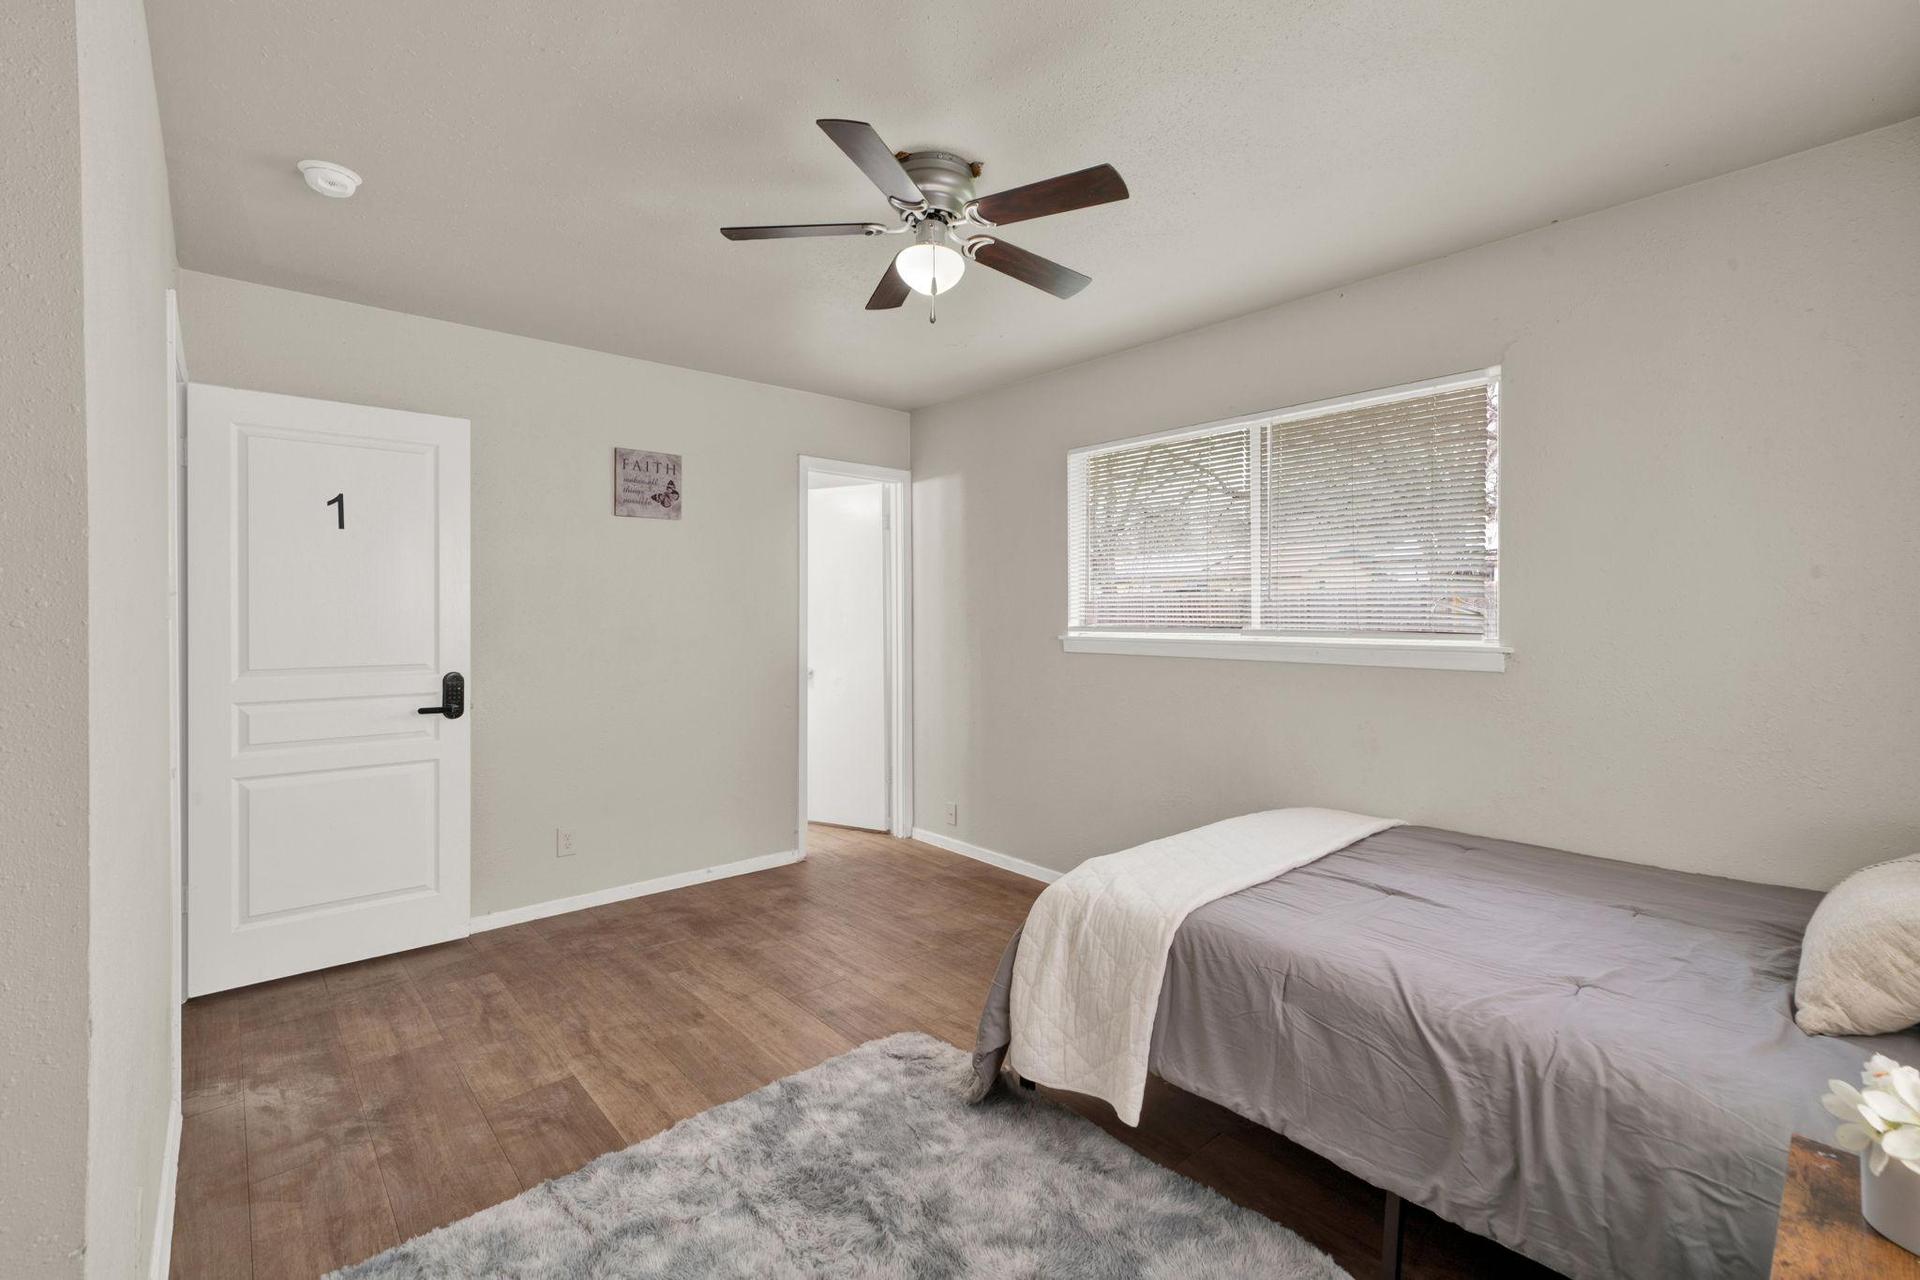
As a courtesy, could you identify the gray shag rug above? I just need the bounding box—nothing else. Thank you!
[330,1032,1347,1279]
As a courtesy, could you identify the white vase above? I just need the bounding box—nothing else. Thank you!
[1863,1152,1920,1256]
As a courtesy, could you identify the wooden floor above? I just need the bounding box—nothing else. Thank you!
[173,824,1555,1279]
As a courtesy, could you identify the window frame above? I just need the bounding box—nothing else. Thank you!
[1062,367,1508,673]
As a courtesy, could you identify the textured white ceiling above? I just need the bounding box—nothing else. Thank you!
[149,1,1920,410]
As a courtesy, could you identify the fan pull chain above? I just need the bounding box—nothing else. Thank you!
[929,270,938,325]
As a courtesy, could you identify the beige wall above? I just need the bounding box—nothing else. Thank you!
[911,117,1920,890]
[1,3,93,1273]
[78,0,179,1274]
[176,271,909,916]
[1,2,179,1274]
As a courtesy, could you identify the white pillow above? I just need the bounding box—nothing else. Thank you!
[1795,854,1920,1036]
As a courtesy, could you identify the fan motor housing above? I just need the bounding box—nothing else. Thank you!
[898,150,979,219]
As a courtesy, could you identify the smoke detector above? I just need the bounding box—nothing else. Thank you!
[297,160,362,199]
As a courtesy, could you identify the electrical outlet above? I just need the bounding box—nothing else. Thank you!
[944,803,958,827]
[555,828,576,857]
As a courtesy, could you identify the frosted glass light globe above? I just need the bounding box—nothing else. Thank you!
[894,241,966,296]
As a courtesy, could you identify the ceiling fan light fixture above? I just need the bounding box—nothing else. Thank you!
[894,224,965,296]
[719,119,1128,312]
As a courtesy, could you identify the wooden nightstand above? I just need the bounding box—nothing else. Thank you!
[1772,1136,1920,1278]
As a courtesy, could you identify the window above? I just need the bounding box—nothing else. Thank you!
[1065,369,1504,671]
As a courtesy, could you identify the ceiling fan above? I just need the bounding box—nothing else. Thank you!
[721,119,1128,318]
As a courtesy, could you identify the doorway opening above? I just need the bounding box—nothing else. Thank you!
[797,457,910,855]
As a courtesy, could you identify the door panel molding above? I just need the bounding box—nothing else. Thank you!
[235,696,441,753]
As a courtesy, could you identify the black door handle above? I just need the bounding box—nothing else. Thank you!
[418,671,466,719]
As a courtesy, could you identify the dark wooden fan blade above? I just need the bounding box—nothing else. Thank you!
[817,119,925,208]
[970,239,1091,299]
[721,222,881,240]
[970,163,1128,227]
[866,260,911,310]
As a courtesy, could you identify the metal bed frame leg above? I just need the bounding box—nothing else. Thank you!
[1380,1191,1404,1280]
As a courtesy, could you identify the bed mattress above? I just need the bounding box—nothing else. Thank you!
[972,824,1920,1278]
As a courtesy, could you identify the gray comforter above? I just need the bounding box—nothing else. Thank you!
[971,824,1919,1279]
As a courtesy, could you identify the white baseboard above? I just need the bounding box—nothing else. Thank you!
[149,1098,182,1280]
[469,848,802,933]
[910,828,1061,884]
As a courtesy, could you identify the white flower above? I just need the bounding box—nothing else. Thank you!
[1885,1129,1920,1161]
[1890,1066,1920,1115]
[1834,1122,1876,1152]
[1824,1079,1867,1119]
[1826,1056,1920,1179]
[1867,1089,1920,1128]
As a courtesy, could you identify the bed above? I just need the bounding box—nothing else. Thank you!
[971,823,1920,1279]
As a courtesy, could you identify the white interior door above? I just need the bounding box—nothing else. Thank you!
[186,384,470,996]
[806,482,888,829]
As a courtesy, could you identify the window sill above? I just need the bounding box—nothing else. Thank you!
[1059,632,1509,672]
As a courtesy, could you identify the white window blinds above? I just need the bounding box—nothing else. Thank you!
[1067,370,1499,643]
[1068,425,1251,630]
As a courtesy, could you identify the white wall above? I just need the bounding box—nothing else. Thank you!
[78,0,181,1273]
[912,117,1920,890]
[1,2,180,1274]
[177,272,909,915]
[807,482,888,829]
[0,4,93,1272]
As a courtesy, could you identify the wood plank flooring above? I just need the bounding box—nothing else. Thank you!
[172,824,1555,1279]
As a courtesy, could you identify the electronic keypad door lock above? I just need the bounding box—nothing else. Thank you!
[417,672,466,719]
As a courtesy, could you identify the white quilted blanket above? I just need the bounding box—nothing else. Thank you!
[1006,807,1403,1125]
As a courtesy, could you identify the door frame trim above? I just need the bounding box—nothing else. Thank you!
[159,286,187,1280]
[796,457,912,853]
